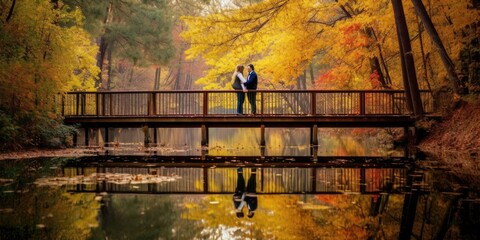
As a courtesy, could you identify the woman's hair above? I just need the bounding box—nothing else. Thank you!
[232,65,244,81]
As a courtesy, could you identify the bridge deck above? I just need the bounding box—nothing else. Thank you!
[64,115,416,128]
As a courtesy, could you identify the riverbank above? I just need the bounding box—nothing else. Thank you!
[419,97,480,153]
[418,97,480,188]
[0,148,86,161]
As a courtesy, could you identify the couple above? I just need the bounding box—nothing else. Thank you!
[233,167,257,218]
[232,64,258,115]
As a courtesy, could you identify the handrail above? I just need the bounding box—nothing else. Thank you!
[58,90,434,117]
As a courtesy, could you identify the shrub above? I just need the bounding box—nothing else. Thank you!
[0,110,19,150]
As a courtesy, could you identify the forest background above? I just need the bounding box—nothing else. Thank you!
[0,0,478,151]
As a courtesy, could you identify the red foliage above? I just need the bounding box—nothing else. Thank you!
[340,23,369,48]
[369,70,382,89]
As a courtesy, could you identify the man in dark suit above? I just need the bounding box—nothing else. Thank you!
[245,64,258,114]
[233,167,258,218]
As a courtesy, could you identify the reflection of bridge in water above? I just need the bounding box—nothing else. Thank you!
[57,157,434,239]
[62,157,430,195]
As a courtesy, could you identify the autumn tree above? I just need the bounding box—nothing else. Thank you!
[63,0,176,90]
[181,0,479,94]
[0,0,99,149]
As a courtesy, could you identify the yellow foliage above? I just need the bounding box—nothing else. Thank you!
[181,0,478,90]
[0,0,99,114]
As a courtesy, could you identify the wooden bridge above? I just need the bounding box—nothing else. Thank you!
[59,90,435,158]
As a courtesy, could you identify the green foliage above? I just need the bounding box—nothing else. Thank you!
[0,110,19,150]
[33,116,77,148]
[0,110,77,150]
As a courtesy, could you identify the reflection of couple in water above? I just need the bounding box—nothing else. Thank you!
[233,167,257,218]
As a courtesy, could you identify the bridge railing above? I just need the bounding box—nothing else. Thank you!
[59,90,434,116]
[63,166,415,194]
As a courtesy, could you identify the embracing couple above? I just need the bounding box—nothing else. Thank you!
[231,64,258,115]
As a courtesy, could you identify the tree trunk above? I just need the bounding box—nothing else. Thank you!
[411,0,463,94]
[96,2,113,89]
[370,57,388,88]
[309,64,315,85]
[416,15,434,96]
[377,45,392,85]
[392,0,424,118]
[106,45,113,90]
[154,67,161,90]
[5,0,16,23]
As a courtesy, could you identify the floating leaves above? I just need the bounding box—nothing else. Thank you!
[34,172,182,186]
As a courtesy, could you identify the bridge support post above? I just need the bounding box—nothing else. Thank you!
[153,128,158,154]
[311,125,318,161]
[73,130,77,147]
[203,167,209,193]
[142,124,150,149]
[404,126,417,159]
[84,127,89,147]
[201,124,208,160]
[260,124,266,160]
[104,127,109,155]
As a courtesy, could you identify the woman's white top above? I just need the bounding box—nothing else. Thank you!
[236,72,247,90]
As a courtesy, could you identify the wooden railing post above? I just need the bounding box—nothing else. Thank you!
[203,92,208,116]
[61,94,65,116]
[81,93,86,115]
[152,92,157,115]
[101,93,106,116]
[96,93,100,116]
[260,124,265,159]
[147,93,152,116]
[311,124,318,161]
[311,92,316,115]
[109,93,113,116]
[260,91,264,115]
[391,92,396,114]
[75,93,79,116]
[360,92,366,115]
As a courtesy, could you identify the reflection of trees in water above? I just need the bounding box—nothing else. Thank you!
[318,128,404,157]
[209,128,260,156]
[184,194,395,239]
[74,127,403,157]
[90,195,202,239]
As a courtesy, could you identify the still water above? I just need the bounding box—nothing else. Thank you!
[0,157,479,240]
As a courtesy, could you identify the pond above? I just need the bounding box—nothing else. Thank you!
[0,156,479,240]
